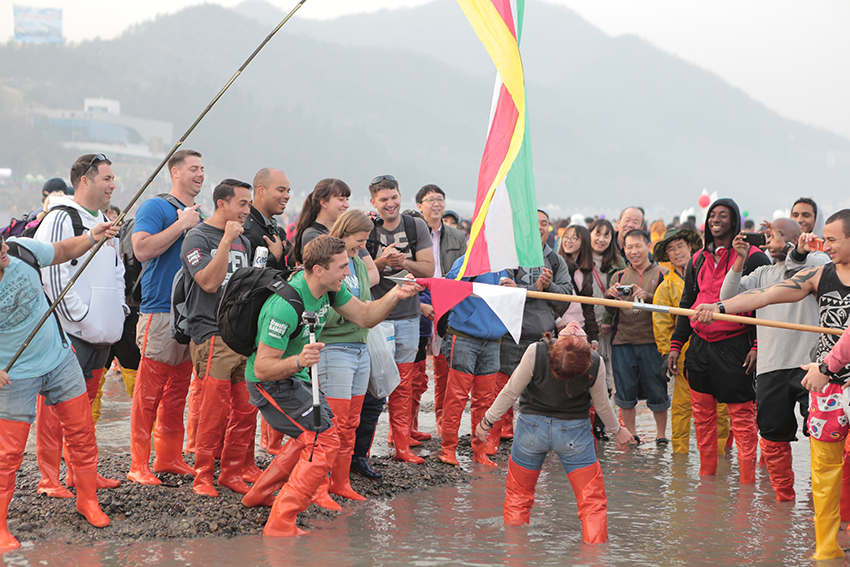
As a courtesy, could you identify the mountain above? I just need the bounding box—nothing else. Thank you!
[0,0,847,222]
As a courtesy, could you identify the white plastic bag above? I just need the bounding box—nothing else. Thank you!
[367,321,400,398]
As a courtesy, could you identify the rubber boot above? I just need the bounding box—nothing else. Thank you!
[84,370,102,405]
[127,356,170,484]
[217,381,258,493]
[64,444,121,489]
[568,461,609,544]
[53,394,110,528]
[433,353,450,437]
[471,374,497,467]
[185,374,203,454]
[192,377,232,497]
[35,395,72,498]
[261,418,269,452]
[486,372,510,455]
[760,438,795,501]
[267,423,284,455]
[503,457,540,525]
[841,437,850,521]
[244,439,263,484]
[670,374,692,454]
[690,388,718,476]
[387,428,421,446]
[387,362,424,464]
[242,438,304,508]
[264,429,340,537]
[90,370,107,426]
[152,359,194,475]
[485,427,501,456]
[121,367,137,398]
[410,359,431,441]
[327,397,366,501]
[0,419,31,551]
[811,438,845,560]
[727,401,758,484]
[439,368,474,466]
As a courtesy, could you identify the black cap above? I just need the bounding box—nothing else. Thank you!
[42,177,73,196]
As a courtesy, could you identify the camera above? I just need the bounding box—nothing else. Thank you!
[741,232,766,247]
[301,311,318,328]
[616,284,633,297]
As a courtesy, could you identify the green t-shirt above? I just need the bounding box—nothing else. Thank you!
[245,271,353,383]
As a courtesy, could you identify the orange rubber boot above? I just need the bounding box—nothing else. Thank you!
[388,362,424,464]
[185,373,203,453]
[0,419,31,551]
[217,381,258,493]
[470,373,497,467]
[760,438,795,501]
[568,461,609,544]
[152,359,194,476]
[35,396,72,498]
[192,377,232,497]
[439,368,474,466]
[242,438,304,508]
[727,401,758,484]
[410,359,431,441]
[503,458,540,525]
[690,388,718,476]
[327,397,366,501]
[127,356,169,484]
[433,353,450,437]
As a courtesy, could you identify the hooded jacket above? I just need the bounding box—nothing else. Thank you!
[669,198,770,350]
[33,196,127,345]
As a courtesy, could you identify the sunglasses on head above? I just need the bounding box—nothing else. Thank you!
[370,174,396,186]
[84,154,108,175]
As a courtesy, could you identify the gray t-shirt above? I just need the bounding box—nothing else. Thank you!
[181,222,251,344]
[370,215,432,320]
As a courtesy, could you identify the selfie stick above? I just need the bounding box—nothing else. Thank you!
[301,311,322,431]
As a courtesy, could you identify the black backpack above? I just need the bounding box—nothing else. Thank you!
[122,194,187,307]
[215,266,333,357]
[366,214,419,259]
[21,205,86,241]
[6,241,68,348]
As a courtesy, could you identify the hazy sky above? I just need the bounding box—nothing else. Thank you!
[2,0,848,139]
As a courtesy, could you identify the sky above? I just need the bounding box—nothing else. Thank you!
[1,0,848,140]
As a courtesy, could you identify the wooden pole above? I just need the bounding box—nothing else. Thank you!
[525,290,843,337]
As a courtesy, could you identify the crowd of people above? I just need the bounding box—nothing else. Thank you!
[1,151,849,559]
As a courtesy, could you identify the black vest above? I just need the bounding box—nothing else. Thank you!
[519,339,601,421]
[816,263,850,382]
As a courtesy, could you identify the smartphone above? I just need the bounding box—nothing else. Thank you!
[741,232,766,246]
[811,237,825,252]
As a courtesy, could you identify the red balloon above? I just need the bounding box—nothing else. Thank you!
[699,222,706,232]
[698,194,710,208]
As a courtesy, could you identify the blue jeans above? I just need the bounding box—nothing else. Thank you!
[611,343,671,412]
[510,412,598,473]
[0,350,86,423]
[317,342,370,400]
[390,317,419,364]
[442,334,500,376]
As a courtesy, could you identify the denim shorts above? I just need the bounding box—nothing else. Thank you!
[390,317,419,364]
[442,334,500,376]
[317,342,370,400]
[510,412,598,473]
[611,343,671,412]
[0,349,87,423]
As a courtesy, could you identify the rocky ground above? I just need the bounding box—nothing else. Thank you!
[8,434,513,545]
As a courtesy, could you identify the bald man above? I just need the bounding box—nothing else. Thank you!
[719,218,829,501]
[243,168,291,270]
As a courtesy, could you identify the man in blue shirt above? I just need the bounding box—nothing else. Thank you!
[128,149,203,484]
[0,222,118,551]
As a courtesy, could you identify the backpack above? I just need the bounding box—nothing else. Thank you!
[1,215,36,239]
[215,266,334,357]
[170,268,192,345]
[122,194,187,307]
[5,241,68,348]
[20,205,86,241]
[366,214,419,259]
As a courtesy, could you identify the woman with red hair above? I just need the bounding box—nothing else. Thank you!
[476,321,634,544]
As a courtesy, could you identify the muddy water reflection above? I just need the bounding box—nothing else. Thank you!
[5,437,830,567]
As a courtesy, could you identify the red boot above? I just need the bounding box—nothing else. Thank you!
[727,401,758,484]
[439,368,474,466]
[35,396,72,498]
[0,419,31,551]
[53,394,110,528]
[327,397,366,501]
[410,359,431,441]
[690,388,718,476]
[243,438,304,508]
[388,362,424,464]
[760,438,795,501]
[503,458,540,525]
[433,354,450,437]
[127,356,170,484]
[185,374,203,454]
[192,377,232,497]
[152,359,194,476]
[568,461,608,544]
[470,374,497,467]
[219,381,259,492]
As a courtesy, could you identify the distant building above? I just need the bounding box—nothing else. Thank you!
[31,98,173,160]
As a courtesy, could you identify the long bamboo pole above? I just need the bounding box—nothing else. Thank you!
[526,290,843,336]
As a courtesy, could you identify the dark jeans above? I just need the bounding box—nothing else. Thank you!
[756,367,809,442]
[354,392,386,458]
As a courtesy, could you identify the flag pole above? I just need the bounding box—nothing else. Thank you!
[4,0,309,375]
[525,290,842,337]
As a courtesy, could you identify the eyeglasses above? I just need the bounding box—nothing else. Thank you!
[84,153,108,175]
[563,236,580,244]
[422,197,445,204]
[370,174,396,186]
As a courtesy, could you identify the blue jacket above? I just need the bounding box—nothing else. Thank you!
[445,256,509,341]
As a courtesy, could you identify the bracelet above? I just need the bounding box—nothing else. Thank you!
[87,231,96,245]
[295,354,304,370]
[480,416,493,430]
[716,301,726,314]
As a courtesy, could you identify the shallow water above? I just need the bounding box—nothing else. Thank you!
[8,371,845,566]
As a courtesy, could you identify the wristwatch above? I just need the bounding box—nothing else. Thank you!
[783,242,794,256]
[818,361,835,377]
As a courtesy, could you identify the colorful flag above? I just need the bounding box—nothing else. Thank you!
[455,0,543,278]
[418,278,527,343]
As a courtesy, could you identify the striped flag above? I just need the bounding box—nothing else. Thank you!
[455,0,543,278]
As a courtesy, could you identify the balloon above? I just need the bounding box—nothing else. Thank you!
[742,210,749,218]
[699,222,705,232]
[698,194,710,208]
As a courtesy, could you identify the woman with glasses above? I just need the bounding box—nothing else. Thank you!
[557,224,599,343]
[475,321,634,543]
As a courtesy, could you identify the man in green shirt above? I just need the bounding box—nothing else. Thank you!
[243,235,421,537]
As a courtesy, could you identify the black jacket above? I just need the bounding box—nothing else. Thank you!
[242,205,289,271]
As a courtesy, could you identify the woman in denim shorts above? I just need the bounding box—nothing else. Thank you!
[475,321,634,544]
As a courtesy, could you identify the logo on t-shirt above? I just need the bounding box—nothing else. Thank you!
[268,317,289,340]
[186,248,202,267]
